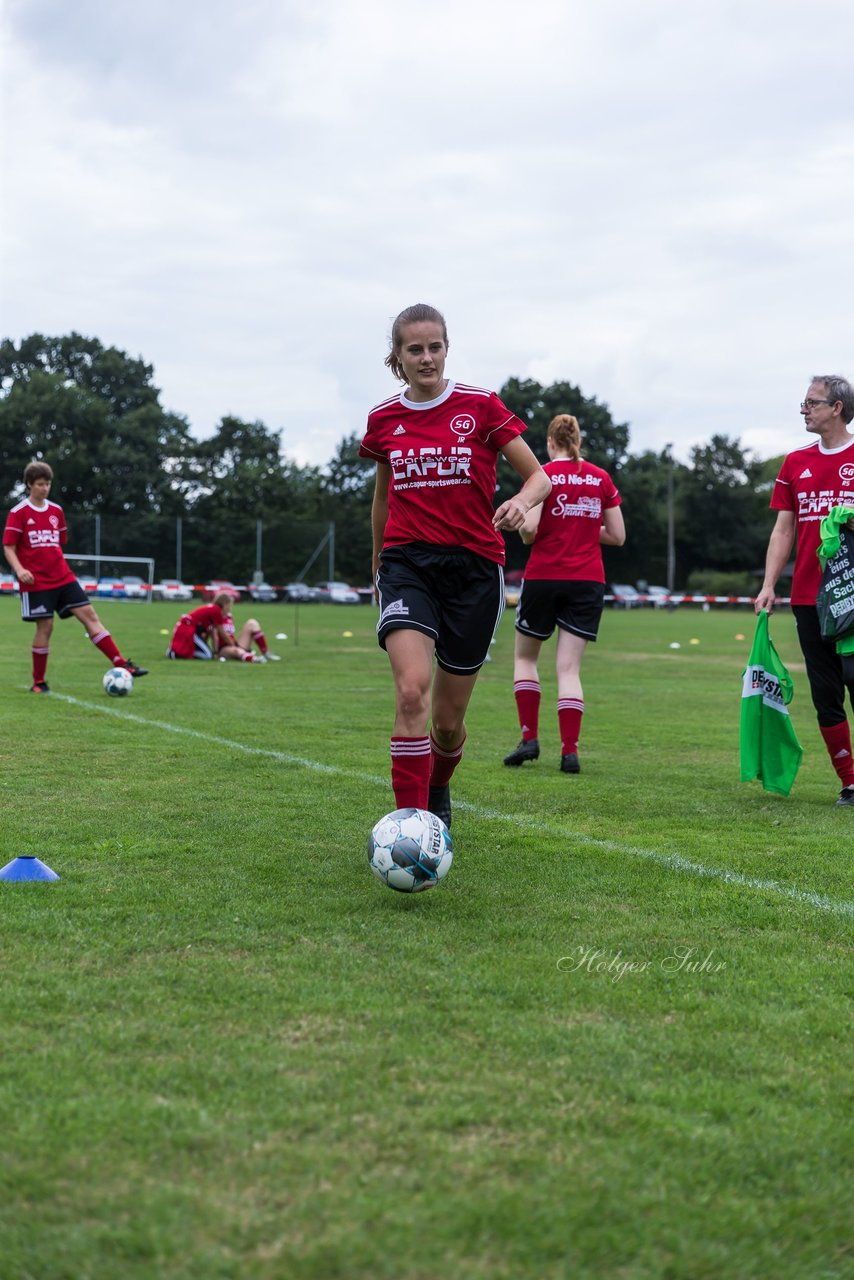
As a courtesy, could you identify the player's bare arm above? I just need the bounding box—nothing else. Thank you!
[3,544,33,585]
[492,439,550,532]
[371,463,391,589]
[600,505,626,547]
[755,509,796,614]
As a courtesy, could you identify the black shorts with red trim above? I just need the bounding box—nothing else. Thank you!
[515,578,605,642]
[376,542,504,674]
[20,579,90,621]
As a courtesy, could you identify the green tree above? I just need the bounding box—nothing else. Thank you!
[675,435,769,577]
[0,333,196,570]
[318,433,376,582]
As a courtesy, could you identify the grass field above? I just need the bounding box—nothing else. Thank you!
[0,598,851,1280]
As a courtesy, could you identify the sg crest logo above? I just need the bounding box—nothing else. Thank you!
[49,514,59,528]
[449,414,476,440]
[839,463,854,483]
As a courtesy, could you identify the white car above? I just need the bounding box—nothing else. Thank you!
[0,572,19,594]
[314,580,361,605]
[610,583,642,608]
[154,579,194,603]
[122,575,150,600]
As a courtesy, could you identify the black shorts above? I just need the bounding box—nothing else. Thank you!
[20,579,90,621]
[376,542,504,674]
[515,578,605,642]
[793,603,854,725]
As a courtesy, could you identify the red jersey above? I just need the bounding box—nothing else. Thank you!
[3,498,76,590]
[359,381,526,564]
[770,436,854,605]
[523,458,621,582]
[169,604,228,658]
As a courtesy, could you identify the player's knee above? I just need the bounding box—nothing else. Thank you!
[396,680,430,721]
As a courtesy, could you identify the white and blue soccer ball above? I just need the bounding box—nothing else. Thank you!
[368,807,454,893]
[103,667,134,697]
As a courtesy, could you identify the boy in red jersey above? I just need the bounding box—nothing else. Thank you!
[3,462,149,692]
[359,303,551,829]
[503,414,625,774]
[755,375,854,805]
[167,592,273,663]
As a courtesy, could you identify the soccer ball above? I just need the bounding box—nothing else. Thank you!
[103,667,134,697]
[367,807,454,893]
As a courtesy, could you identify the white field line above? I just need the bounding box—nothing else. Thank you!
[53,692,854,920]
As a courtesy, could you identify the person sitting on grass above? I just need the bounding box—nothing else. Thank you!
[167,592,279,663]
[3,461,149,693]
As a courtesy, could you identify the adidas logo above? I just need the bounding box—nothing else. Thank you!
[834,748,851,759]
[393,425,406,435]
[799,468,812,479]
[26,517,35,525]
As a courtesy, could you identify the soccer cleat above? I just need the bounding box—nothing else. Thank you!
[503,738,540,766]
[251,654,267,664]
[836,786,854,806]
[560,752,581,774]
[428,784,452,830]
[265,653,282,661]
[118,660,148,677]
[30,681,51,694]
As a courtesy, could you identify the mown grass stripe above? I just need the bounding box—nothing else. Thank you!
[50,691,854,919]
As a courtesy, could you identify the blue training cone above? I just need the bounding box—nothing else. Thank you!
[0,856,60,882]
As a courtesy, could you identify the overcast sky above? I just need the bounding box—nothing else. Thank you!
[3,0,853,470]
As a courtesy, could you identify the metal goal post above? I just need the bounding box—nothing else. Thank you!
[64,554,156,603]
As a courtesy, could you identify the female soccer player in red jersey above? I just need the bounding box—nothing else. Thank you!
[503,414,625,774]
[359,303,551,829]
[167,592,275,663]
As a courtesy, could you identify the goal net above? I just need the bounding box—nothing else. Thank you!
[64,554,156,604]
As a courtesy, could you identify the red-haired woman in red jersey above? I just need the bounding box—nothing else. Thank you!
[359,303,551,831]
[503,413,625,774]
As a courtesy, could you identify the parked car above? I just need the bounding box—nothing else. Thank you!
[0,572,19,594]
[247,581,278,603]
[609,583,642,608]
[153,579,194,603]
[78,573,99,595]
[201,580,243,602]
[504,582,522,607]
[314,580,361,605]
[97,577,127,599]
[645,585,674,608]
[282,582,315,603]
[354,586,376,604]
[122,575,149,600]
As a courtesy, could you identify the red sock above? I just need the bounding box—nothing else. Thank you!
[390,736,432,810]
[819,721,854,786]
[558,698,584,755]
[251,629,268,655]
[429,733,466,788]
[32,646,49,683]
[91,630,122,664]
[514,680,541,740]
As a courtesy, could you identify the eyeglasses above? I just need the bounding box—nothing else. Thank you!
[800,398,833,410]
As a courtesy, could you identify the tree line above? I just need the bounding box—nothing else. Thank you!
[0,333,779,591]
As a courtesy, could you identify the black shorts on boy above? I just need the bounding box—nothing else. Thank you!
[376,542,504,674]
[20,579,90,621]
[515,578,605,642]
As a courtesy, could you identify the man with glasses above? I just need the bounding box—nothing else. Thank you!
[755,375,854,804]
